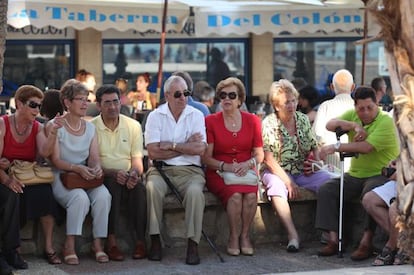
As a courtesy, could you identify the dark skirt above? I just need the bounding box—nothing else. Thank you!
[19,184,61,227]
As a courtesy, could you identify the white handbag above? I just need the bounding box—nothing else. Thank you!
[217,169,259,186]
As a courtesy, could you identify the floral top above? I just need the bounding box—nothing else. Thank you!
[262,111,317,175]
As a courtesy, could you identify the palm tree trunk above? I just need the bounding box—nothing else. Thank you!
[0,0,8,94]
[368,0,414,260]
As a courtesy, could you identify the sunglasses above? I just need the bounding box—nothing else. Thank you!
[26,101,42,109]
[173,90,191,98]
[219,91,238,100]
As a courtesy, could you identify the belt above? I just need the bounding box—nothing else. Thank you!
[153,160,201,169]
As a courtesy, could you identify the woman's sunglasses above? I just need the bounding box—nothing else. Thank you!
[219,91,238,100]
[26,101,42,109]
[173,90,191,98]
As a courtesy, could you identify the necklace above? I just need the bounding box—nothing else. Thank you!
[64,118,82,132]
[13,115,30,136]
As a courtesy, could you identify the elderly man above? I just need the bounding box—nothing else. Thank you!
[91,85,147,261]
[312,69,355,171]
[316,86,399,259]
[144,75,207,265]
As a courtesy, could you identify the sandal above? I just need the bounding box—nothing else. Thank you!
[44,251,62,265]
[372,246,396,266]
[63,254,79,265]
[93,251,109,263]
[393,250,409,265]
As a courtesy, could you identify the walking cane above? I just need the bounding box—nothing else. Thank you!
[153,161,225,263]
[335,127,358,258]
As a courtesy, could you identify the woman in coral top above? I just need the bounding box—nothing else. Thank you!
[0,85,62,270]
[203,77,264,256]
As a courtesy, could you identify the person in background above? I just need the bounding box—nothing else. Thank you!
[297,85,320,125]
[115,78,131,106]
[312,69,355,171]
[92,85,147,261]
[49,79,111,265]
[128,73,153,112]
[371,77,387,105]
[38,89,65,124]
[316,86,399,259]
[145,75,207,265]
[206,48,231,89]
[203,77,264,256]
[261,79,333,253]
[76,69,97,102]
[172,71,210,117]
[193,80,216,113]
[0,85,62,272]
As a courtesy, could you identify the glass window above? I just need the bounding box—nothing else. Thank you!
[102,39,247,93]
[2,41,73,96]
[274,38,386,98]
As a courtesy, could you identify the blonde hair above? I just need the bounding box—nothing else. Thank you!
[268,79,298,106]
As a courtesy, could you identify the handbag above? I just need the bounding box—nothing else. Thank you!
[60,171,103,189]
[217,169,259,186]
[9,160,54,185]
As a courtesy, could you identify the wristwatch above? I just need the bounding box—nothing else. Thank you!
[334,141,341,152]
[172,142,177,151]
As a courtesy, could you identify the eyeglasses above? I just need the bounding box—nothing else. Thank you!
[26,101,42,109]
[173,90,191,98]
[72,97,88,103]
[102,99,120,107]
[219,91,238,100]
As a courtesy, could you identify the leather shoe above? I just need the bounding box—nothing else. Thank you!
[132,241,147,259]
[106,246,124,261]
[148,235,162,261]
[185,239,200,265]
[350,244,373,261]
[318,241,338,257]
[4,250,28,269]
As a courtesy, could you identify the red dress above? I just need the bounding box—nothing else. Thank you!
[205,111,263,206]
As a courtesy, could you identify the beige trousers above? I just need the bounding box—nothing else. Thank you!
[146,165,205,243]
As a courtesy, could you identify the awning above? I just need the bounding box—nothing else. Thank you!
[8,0,369,35]
[7,0,190,32]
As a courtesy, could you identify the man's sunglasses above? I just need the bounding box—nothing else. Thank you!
[173,90,191,98]
[26,101,42,109]
[218,91,238,100]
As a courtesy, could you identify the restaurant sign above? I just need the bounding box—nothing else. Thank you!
[8,1,188,32]
[195,9,366,36]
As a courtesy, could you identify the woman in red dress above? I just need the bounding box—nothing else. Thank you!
[203,77,264,256]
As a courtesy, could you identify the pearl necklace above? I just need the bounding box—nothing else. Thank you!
[13,115,30,136]
[64,118,82,132]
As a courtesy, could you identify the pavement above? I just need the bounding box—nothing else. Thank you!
[14,240,413,275]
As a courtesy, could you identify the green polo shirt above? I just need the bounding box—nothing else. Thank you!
[91,114,143,171]
[341,109,399,178]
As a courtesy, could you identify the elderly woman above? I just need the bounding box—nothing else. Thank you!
[49,79,111,265]
[0,85,62,271]
[203,77,264,256]
[261,79,332,252]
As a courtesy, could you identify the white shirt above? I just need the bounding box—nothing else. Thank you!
[312,93,354,171]
[144,103,206,166]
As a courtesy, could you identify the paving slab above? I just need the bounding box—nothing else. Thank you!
[16,241,413,275]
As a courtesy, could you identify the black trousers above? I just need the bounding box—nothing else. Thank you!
[104,175,147,242]
[315,174,389,233]
[0,184,20,252]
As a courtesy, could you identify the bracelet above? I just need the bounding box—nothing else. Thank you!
[172,142,177,151]
[218,161,224,172]
[249,158,256,168]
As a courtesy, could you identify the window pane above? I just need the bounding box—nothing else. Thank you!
[3,43,72,95]
[103,40,246,93]
[274,39,386,97]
